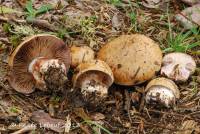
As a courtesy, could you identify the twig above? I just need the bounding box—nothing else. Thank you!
[11,125,36,134]
[131,121,193,131]
[124,90,132,123]
[0,16,58,32]
[139,87,145,112]
[178,12,200,27]
[0,37,11,45]
[147,109,200,121]
[26,19,58,32]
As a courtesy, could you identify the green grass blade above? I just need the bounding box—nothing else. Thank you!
[35,4,53,15]
[84,120,113,134]
[25,0,34,14]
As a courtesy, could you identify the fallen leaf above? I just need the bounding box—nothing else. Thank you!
[181,0,200,5]
[31,110,65,133]
[175,4,200,29]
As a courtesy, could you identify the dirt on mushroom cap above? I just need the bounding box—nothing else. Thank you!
[97,34,163,86]
[8,34,71,94]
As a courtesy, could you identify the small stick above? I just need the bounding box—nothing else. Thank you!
[0,16,58,32]
[11,125,36,134]
[124,90,132,123]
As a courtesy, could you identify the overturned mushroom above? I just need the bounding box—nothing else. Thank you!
[8,34,71,94]
[145,77,180,108]
[72,60,114,99]
[70,45,95,68]
[161,52,196,82]
[98,34,162,86]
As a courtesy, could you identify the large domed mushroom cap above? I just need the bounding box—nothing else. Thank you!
[8,34,71,94]
[97,34,162,86]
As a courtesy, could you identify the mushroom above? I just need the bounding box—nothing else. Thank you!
[97,34,162,86]
[70,45,95,68]
[161,52,196,82]
[72,60,114,98]
[145,77,180,108]
[8,34,71,94]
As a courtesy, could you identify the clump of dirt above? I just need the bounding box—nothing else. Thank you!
[44,66,67,92]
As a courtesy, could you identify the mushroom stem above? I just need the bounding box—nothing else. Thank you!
[146,85,176,108]
[81,79,108,97]
[28,57,67,89]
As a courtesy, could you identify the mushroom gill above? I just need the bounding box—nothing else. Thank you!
[8,34,71,94]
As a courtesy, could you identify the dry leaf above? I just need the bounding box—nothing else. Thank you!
[175,4,200,29]
[31,110,65,133]
[181,0,200,5]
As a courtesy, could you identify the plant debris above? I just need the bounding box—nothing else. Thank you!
[31,110,65,133]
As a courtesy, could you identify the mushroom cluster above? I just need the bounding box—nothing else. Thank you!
[96,34,196,108]
[8,34,71,94]
[8,33,196,109]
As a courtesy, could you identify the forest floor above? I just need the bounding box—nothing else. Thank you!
[0,0,200,134]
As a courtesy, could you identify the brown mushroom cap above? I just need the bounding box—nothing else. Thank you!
[97,34,162,86]
[72,60,114,89]
[8,34,71,94]
[145,77,180,99]
[70,45,95,68]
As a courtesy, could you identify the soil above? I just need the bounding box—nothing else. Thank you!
[44,66,67,92]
